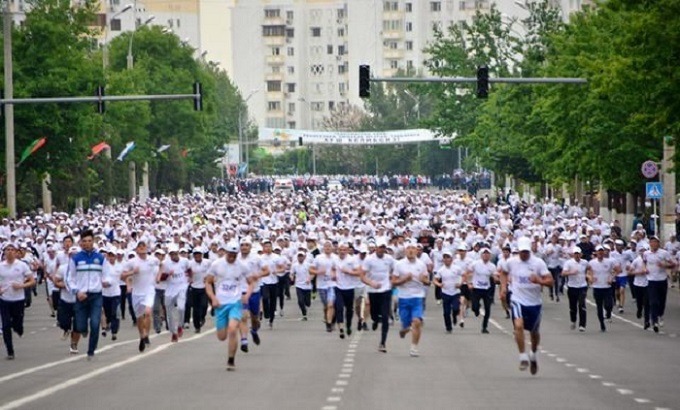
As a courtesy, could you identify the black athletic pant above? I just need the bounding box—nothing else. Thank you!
[368,291,391,346]
[0,300,25,356]
[334,288,355,330]
[191,288,208,330]
[296,287,311,316]
[262,283,278,323]
[277,274,290,310]
[648,280,668,324]
[567,286,587,328]
[471,288,491,330]
[635,285,650,326]
[593,287,613,329]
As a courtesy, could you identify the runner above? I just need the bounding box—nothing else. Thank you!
[0,243,35,359]
[360,240,394,352]
[159,245,190,342]
[629,245,650,329]
[188,247,211,333]
[291,250,311,320]
[500,237,553,375]
[121,241,161,353]
[392,241,429,357]
[101,248,123,341]
[334,242,361,339]
[643,236,676,333]
[237,238,268,348]
[205,242,254,371]
[561,247,588,331]
[67,230,106,360]
[587,245,616,332]
[433,249,464,333]
[309,240,338,333]
[466,247,496,334]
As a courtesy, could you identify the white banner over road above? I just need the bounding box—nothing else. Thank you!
[259,128,452,145]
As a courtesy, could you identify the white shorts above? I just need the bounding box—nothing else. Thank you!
[132,293,155,316]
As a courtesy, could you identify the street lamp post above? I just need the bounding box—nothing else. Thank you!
[4,1,16,217]
[102,4,132,71]
[127,15,155,69]
[298,97,317,175]
[238,90,259,176]
[404,90,421,171]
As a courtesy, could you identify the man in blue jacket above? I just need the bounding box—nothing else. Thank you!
[66,229,105,359]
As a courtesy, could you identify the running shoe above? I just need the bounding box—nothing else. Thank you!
[227,358,236,372]
[378,344,387,353]
[409,347,419,357]
[69,344,78,355]
[251,330,261,345]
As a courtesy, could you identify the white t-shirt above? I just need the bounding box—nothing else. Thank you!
[188,259,211,290]
[562,258,588,288]
[505,255,550,306]
[124,256,160,296]
[163,258,190,297]
[434,263,464,296]
[238,253,263,293]
[643,249,672,281]
[362,254,394,293]
[312,253,338,290]
[335,255,361,290]
[259,253,281,285]
[588,258,614,289]
[102,261,122,297]
[630,256,648,287]
[0,260,31,302]
[392,258,428,299]
[207,258,249,305]
[292,260,312,290]
[468,260,496,290]
[54,264,75,304]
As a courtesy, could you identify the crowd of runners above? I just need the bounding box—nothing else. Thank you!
[0,186,677,373]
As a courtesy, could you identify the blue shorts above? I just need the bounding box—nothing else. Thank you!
[399,297,424,329]
[319,288,335,306]
[215,303,242,330]
[243,291,261,315]
[510,301,542,333]
[615,277,628,288]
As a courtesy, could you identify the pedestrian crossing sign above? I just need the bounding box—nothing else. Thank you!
[646,182,663,199]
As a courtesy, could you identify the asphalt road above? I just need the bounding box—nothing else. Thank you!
[0,285,679,410]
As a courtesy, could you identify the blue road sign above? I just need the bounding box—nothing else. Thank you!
[646,182,663,199]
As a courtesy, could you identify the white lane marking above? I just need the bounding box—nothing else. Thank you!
[346,353,355,358]
[0,330,213,410]
[585,299,643,329]
[327,397,341,403]
[321,406,337,410]
[347,349,356,353]
[616,389,634,395]
[547,353,556,358]
[331,388,344,393]
[565,364,575,367]
[576,368,589,373]
[634,398,651,404]
[341,368,352,374]
[602,382,616,387]
[589,375,602,379]
[342,363,353,368]
[343,358,354,363]
[0,332,167,385]
[338,374,351,378]
[655,407,671,410]
[556,358,566,363]
[335,380,348,386]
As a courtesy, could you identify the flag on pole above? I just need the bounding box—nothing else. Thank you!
[157,144,171,153]
[17,137,47,167]
[116,141,136,161]
[88,141,111,160]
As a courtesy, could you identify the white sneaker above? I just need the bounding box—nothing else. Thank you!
[570,322,576,330]
[659,318,665,327]
[409,347,419,357]
[279,310,284,317]
[519,353,529,371]
[579,326,586,332]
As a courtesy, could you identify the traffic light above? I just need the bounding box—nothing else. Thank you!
[359,65,370,98]
[193,82,203,111]
[96,85,105,114]
[477,66,489,99]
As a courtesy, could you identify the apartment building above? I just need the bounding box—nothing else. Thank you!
[228,0,594,132]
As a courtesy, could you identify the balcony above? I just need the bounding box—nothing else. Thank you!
[382,30,404,40]
[266,55,285,65]
[383,49,404,59]
[264,36,285,46]
[265,73,284,82]
[264,16,285,26]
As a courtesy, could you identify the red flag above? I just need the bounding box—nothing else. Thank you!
[17,137,47,167]
[181,148,189,158]
[88,142,111,160]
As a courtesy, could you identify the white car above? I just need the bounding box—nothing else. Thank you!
[273,178,294,193]
[327,180,343,191]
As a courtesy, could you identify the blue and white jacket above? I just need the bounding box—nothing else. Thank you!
[66,249,106,294]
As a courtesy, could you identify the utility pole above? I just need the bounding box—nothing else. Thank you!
[4,1,16,218]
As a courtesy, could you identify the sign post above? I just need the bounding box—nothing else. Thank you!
[646,182,663,236]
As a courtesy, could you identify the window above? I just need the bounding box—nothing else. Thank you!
[265,9,280,18]
[406,22,413,32]
[327,45,333,54]
[382,20,402,31]
[406,41,413,50]
[110,18,121,31]
[388,41,398,49]
[430,1,441,12]
[288,103,295,113]
[286,10,294,20]
[311,102,324,111]
[267,81,282,92]
[272,66,280,73]
[338,45,346,55]
[272,47,280,55]
[328,101,335,111]
[263,26,285,37]
[338,64,347,74]
[287,66,295,74]
[339,82,346,94]
[176,19,180,28]
[405,2,412,12]
[287,121,296,129]
[287,83,296,93]
[337,8,346,19]
[267,101,282,111]
[338,27,345,37]
[407,60,414,70]
[432,21,441,31]
[311,27,321,37]
[266,117,285,128]
[287,47,294,56]
[390,60,398,69]
[459,1,467,10]
[383,1,398,11]
[311,64,325,75]
[286,28,294,38]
